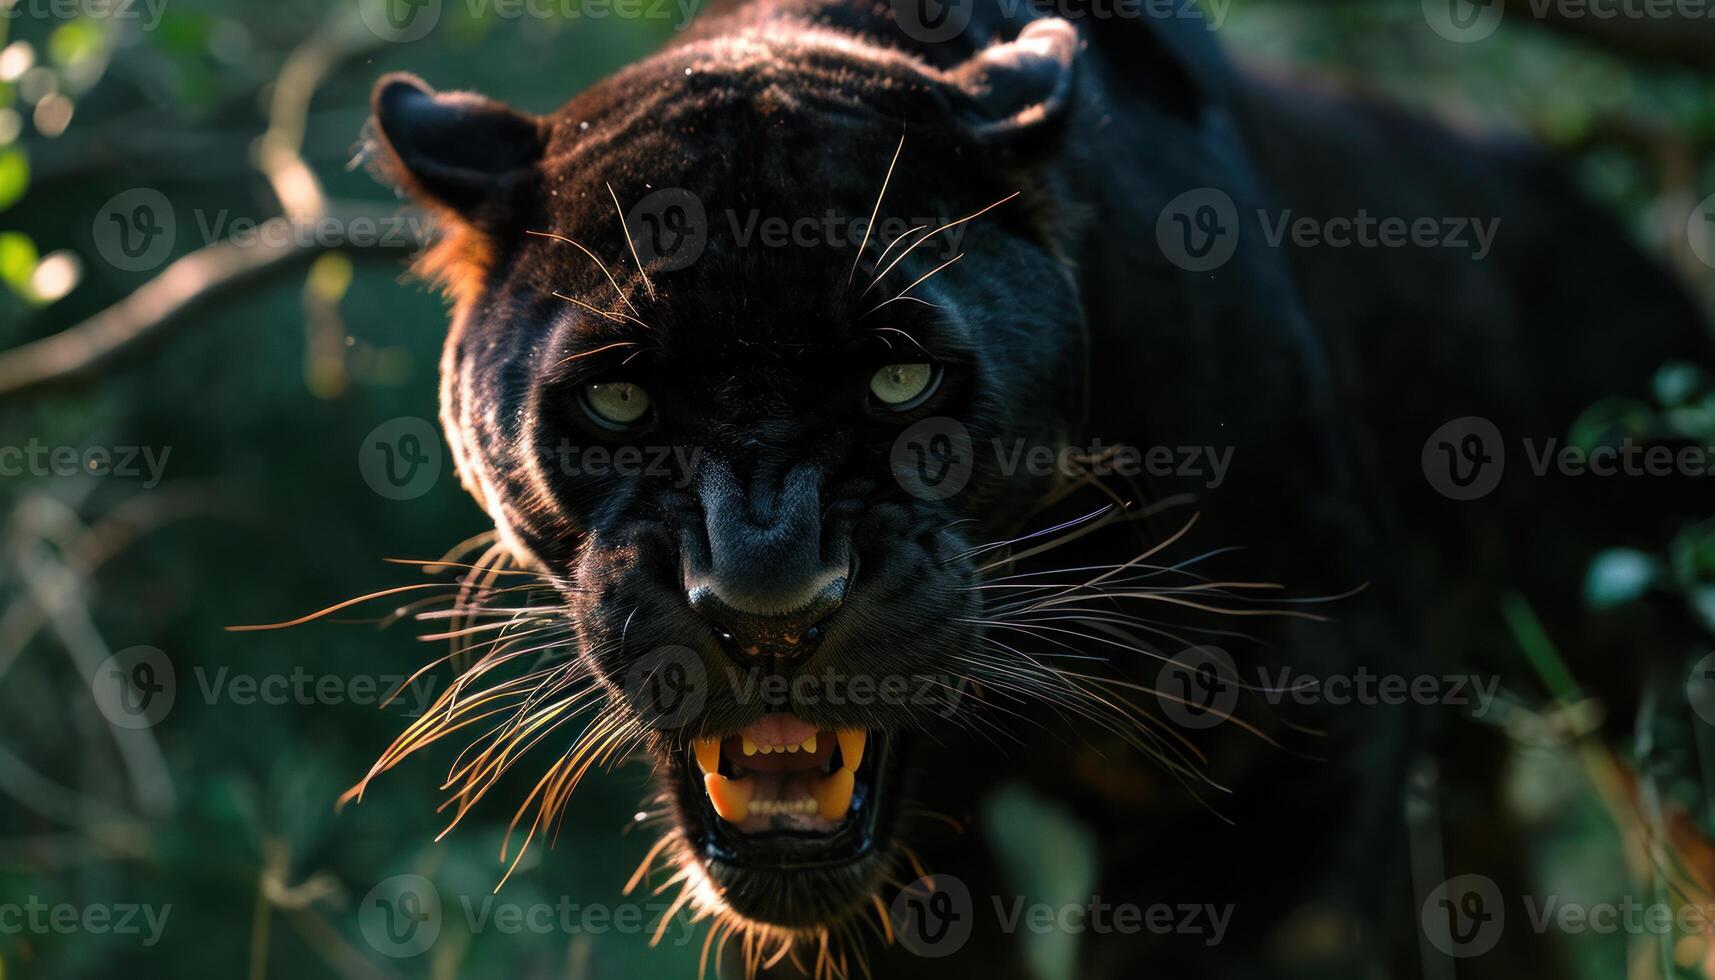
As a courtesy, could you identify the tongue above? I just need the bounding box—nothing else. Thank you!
[741,712,817,749]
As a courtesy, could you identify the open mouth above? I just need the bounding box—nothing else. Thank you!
[686,713,886,865]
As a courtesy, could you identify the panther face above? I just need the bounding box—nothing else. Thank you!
[364,18,1087,944]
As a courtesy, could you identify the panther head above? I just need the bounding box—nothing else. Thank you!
[362,15,1096,957]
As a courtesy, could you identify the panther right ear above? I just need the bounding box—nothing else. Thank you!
[939,18,1081,145]
[366,72,548,222]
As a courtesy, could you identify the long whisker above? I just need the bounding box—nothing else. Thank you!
[607,181,658,302]
[865,253,964,317]
[553,292,654,334]
[847,131,906,289]
[861,190,1019,297]
[527,229,642,318]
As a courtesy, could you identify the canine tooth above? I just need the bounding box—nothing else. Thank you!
[812,768,855,821]
[802,734,817,754]
[705,773,753,823]
[836,730,866,771]
[742,737,758,757]
[692,736,721,775]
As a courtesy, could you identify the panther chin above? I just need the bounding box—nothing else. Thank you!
[668,716,903,929]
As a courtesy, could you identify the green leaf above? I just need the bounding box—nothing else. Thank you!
[0,147,27,211]
[1654,360,1710,408]
[1691,587,1715,635]
[48,19,105,69]
[1670,520,1715,587]
[1663,402,1715,443]
[0,230,37,295]
[1567,396,1653,451]
[1584,549,1657,609]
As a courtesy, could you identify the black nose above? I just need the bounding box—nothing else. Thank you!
[685,454,850,660]
[687,574,847,661]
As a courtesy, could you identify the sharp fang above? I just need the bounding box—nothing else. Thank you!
[836,730,866,772]
[705,773,753,823]
[802,733,817,754]
[692,736,721,775]
[742,737,758,757]
[811,768,855,821]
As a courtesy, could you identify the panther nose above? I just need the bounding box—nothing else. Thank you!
[687,572,847,661]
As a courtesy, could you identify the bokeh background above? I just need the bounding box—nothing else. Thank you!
[0,0,1713,977]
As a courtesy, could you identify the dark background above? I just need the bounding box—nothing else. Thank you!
[0,0,1712,977]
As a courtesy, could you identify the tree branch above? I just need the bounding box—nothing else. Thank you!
[0,204,425,401]
[0,3,416,403]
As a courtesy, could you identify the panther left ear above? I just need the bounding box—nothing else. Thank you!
[366,72,548,221]
[940,18,1080,144]
[365,73,550,304]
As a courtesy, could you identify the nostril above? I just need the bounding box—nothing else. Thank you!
[686,577,846,660]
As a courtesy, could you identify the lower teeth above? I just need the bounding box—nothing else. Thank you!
[748,798,819,816]
[693,730,866,824]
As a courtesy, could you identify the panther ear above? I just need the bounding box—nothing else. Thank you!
[366,72,547,220]
[940,18,1080,144]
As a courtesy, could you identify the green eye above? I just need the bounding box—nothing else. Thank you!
[869,363,938,408]
[583,381,651,428]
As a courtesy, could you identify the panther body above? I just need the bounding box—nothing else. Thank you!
[363,2,1714,975]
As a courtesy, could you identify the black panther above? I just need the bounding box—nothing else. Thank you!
[347,0,1715,975]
